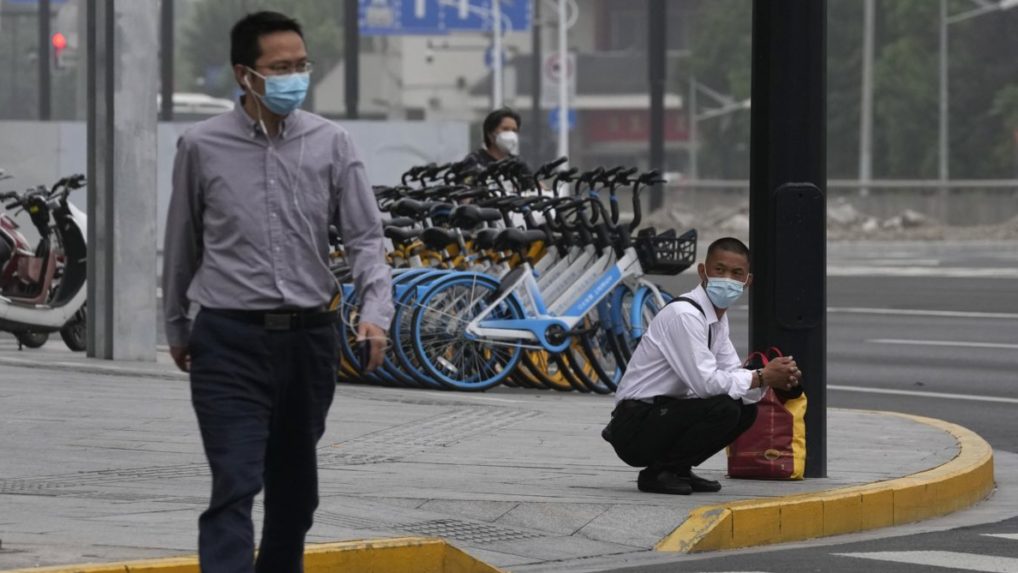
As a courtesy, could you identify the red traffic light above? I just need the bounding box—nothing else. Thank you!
[51,32,68,52]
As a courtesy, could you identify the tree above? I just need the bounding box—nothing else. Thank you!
[181,0,345,101]
[685,0,1018,180]
[688,0,753,180]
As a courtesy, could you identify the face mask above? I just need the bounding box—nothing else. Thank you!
[247,68,309,116]
[495,131,519,155]
[704,277,745,309]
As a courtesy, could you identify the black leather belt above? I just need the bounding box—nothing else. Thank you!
[203,307,337,331]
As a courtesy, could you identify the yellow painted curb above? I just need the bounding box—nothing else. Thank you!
[0,537,505,573]
[656,411,995,553]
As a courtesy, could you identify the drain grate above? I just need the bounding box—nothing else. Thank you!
[319,407,540,466]
[398,518,541,544]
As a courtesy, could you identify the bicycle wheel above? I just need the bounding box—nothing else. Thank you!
[622,285,674,357]
[390,270,451,390]
[410,273,524,391]
[573,303,625,392]
[518,349,574,391]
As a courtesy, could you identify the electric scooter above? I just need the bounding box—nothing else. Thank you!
[0,171,88,351]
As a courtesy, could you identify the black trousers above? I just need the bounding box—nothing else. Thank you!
[189,309,338,573]
[605,395,757,471]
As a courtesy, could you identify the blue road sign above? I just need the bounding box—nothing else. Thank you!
[360,0,445,36]
[548,108,576,132]
[444,0,531,33]
[360,0,531,36]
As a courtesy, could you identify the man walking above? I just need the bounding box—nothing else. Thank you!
[162,11,393,572]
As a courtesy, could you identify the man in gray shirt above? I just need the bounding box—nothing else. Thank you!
[162,11,392,573]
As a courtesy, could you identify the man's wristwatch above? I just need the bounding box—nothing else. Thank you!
[755,368,764,388]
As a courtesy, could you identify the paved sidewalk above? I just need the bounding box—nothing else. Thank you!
[0,342,983,572]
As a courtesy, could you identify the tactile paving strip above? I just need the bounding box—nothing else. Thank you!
[318,407,541,466]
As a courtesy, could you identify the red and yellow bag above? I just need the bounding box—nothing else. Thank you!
[727,347,807,480]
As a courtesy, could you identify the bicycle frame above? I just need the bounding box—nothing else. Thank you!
[466,246,645,353]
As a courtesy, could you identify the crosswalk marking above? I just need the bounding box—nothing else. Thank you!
[983,533,1018,541]
[835,551,1018,572]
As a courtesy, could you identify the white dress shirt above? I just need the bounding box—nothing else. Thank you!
[614,285,765,405]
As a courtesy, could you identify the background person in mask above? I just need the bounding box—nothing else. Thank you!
[602,237,801,495]
[463,107,540,190]
[162,11,393,573]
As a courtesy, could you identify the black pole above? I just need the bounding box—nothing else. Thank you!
[38,0,51,120]
[647,0,665,210]
[344,0,359,119]
[531,0,542,165]
[160,0,174,121]
[749,0,827,478]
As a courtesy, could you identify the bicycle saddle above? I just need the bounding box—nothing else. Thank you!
[494,228,547,252]
[390,199,430,218]
[449,205,502,229]
[384,226,422,244]
[472,228,501,250]
[420,227,460,251]
[386,216,416,228]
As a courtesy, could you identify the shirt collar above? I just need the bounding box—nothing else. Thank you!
[690,284,722,326]
[233,96,301,140]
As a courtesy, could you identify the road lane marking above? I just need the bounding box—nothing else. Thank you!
[835,550,1018,572]
[828,266,1018,278]
[829,307,1018,320]
[866,338,1018,350]
[829,385,1018,405]
[983,534,1018,541]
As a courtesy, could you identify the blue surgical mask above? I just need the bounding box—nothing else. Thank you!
[247,68,309,115]
[704,277,745,309]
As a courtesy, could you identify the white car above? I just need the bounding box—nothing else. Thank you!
[157,92,235,116]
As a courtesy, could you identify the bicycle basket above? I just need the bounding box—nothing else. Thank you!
[634,228,697,275]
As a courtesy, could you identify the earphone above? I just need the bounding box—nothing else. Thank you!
[245,71,391,349]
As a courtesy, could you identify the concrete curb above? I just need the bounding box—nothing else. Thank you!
[0,537,505,573]
[0,355,187,381]
[656,411,995,553]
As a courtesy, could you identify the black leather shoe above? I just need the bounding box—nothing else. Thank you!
[685,470,722,493]
[637,469,693,495]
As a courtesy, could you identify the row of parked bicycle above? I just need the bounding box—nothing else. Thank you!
[330,156,698,393]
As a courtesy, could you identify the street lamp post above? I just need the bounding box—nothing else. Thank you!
[687,77,750,181]
[937,0,1018,218]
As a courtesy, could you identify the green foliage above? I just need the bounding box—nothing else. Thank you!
[181,0,344,99]
[688,0,1018,180]
[688,0,753,179]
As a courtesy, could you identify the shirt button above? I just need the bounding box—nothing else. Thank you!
[275,246,281,252]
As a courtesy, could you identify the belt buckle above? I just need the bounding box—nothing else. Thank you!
[264,313,292,330]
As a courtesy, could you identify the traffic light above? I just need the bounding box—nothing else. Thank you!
[51,32,67,69]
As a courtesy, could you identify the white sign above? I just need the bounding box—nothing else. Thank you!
[541,52,576,108]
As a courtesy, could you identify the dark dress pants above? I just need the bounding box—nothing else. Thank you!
[606,394,758,471]
[188,310,338,573]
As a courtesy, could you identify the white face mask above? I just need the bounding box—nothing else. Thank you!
[494,131,519,156]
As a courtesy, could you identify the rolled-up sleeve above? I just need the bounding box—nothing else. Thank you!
[660,311,755,401]
[715,334,765,404]
[332,132,394,328]
[162,135,203,347]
